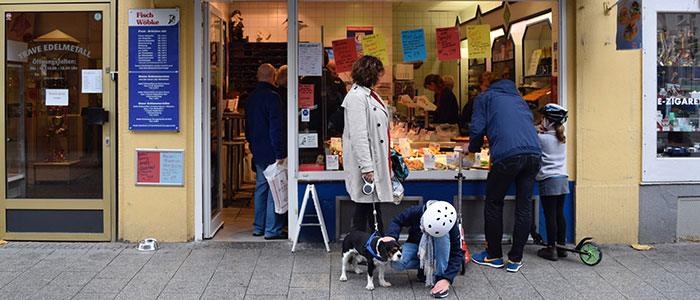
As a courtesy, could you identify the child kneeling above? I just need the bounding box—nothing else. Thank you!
[382,200,463,298]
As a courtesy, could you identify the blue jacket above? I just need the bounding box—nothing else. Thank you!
[468,80,541,163]
[433,87,460,124]
[386,205,463,284]
[245,82,287,165]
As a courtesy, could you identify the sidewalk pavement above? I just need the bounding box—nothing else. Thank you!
[0,241,699,300]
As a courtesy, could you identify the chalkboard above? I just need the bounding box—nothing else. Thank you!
[135,149,184,186]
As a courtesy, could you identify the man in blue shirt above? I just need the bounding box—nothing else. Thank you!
[245,63,287,240]
[468,79,542,272]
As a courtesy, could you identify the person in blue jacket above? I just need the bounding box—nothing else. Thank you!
[383,200,463,298]
[468,79,542,273]
[245,63,287,240]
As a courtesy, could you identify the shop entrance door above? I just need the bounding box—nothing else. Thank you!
[0,4,114,240]
[203,4,225,238]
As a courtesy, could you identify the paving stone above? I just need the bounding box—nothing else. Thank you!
[95,265,143,279]
[565,273,618,294]
[578,291,627,300]
[161,278,209,295]
[676,271,700,288]
[28,283,83,300]
[50,272,97,286]
[246,278,289,295]
[243,295,286,300]
[615,281,665,299]
[71,292,118,300]
[150,249,191,262]
[289,273,329,289]
[1,277,52,293]
[155,294,202,300]
[287,288,329,300]
[664,291,700,300]
[454,282,500,300]
[79,278,130,294]
[200,285,246,300]
[171,265,216,281]
[0,288,38,300]
[639,271,695,293]
[112,289,159,300]
[0,272,22,288]
[0,260,38,273]
[208,270,251,287]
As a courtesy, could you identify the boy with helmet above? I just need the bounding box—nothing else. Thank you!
[382,200,463,298]
[535,104,570,261]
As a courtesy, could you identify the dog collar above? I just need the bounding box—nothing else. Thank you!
[365,232,384,262]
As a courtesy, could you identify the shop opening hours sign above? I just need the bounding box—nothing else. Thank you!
[128,9,180,131]
[136,149,184,186]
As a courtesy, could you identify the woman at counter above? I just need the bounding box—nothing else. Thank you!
[424,74,459,124]
[342,55,392,234]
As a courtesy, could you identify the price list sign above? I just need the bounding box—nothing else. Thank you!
[128,9,180,131]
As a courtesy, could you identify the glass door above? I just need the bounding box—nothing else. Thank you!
[203,4,225,238]
[1,4,113,240]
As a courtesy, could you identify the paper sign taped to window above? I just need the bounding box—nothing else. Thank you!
[299,133,318,148]
[299,84,314,109]
[326,155,339,170]
[46,89,69,106]
[81,69,103,93]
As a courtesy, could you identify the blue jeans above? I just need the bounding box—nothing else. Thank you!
[254,164,284,237]
[390,235,450,281]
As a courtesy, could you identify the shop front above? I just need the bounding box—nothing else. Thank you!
[0,1,116,241]
[193,0,577,243]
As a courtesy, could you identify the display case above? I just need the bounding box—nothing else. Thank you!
[655,13,700,158]
[491,34,515,81]
[521,20,553,118]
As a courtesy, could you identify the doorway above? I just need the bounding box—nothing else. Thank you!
[0,3,114,241]
[202,3,260,241]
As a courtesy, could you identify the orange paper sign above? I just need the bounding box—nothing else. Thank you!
[332,38,358,73]
[299,84,314,109]
[436,27,461,61]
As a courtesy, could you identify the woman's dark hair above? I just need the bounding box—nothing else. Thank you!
[351,56,384,88]
[423,74,444,89]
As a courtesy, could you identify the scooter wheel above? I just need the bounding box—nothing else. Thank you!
[579,242,602,266]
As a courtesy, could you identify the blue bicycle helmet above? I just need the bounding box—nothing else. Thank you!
[538,103,568,124]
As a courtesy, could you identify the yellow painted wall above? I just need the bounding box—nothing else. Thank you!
[117,0,194,242]
[574,0,640,243]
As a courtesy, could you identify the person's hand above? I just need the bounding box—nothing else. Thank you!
[536,123,546,134]
[430,279,450,296]
[382,236,396,243]
[362,172,374,183]
[276,158,287,165]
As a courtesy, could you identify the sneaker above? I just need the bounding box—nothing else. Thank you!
[432,289,449,298]
[471,251,504,268]
[557,244,568,258]
[506,259,523,273]
[537,247,558,261]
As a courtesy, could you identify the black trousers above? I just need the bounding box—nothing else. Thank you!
[484,154,541,262]
[541,194,566,246]
[351,202,384,235]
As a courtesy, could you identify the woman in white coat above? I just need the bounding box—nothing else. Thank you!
[342,56,392,234]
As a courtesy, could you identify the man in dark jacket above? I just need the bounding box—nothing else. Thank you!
[383,201,463,298]
[245,63,287,240]
[468,79,542,272]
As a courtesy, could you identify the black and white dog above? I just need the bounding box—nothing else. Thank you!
[339,231,402,290]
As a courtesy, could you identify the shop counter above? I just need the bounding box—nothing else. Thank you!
[298,169,489,182]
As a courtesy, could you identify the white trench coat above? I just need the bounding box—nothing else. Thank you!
[342,84,392,203]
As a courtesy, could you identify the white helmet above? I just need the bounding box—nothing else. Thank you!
[421,200,457,237]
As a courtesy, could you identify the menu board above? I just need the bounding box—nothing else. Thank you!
[400,29,427,62]
[467,25,491,59]
[332,38,358,73]
[128,9,180,131]
[136,149,184,186]
[436,27,461,61]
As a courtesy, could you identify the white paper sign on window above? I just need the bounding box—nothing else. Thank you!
[299,43,323,76]
[81,69,103,93]
[46,89,69,106]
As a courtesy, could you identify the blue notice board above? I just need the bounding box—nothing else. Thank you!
[128,9,180,131]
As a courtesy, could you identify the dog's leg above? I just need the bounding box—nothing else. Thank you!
[340,252,350,282]
[365,260,375,290]
[353,256,364,274]
[378,262,391,287]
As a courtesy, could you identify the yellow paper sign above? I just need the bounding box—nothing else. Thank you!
[361,34,390,66]
[467,25,491,59]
